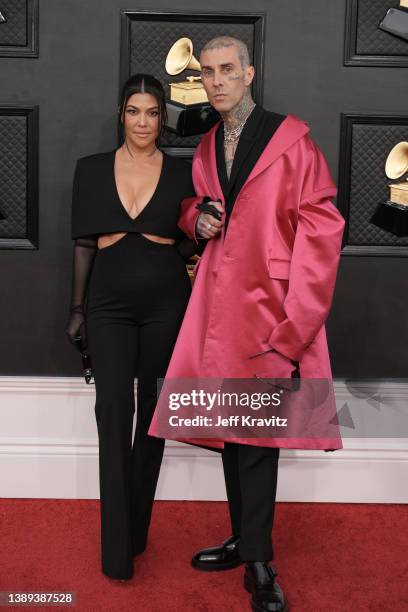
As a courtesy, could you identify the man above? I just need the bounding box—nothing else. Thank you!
[150,36,345,611]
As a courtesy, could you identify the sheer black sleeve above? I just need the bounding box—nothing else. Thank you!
[65,236,98,351]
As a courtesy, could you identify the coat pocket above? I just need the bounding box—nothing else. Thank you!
[268,258,291,279]
[248,349,295,376]
[248,349,300,390]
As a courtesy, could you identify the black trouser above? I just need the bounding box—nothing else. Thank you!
[86,233,191,579]
[222,443,280,561]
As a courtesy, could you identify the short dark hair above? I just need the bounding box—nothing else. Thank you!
[200,36,251,69]
[118,73,167,142]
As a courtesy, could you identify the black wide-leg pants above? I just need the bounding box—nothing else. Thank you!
[222,443,280,561]
[86,233,191,579]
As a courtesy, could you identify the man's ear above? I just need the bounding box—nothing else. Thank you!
[244,65,255,87]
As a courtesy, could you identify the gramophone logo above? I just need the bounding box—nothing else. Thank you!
[165,37,208,105]
[385,142,408,207]
[371,142,408,237]
[164,37,219,138]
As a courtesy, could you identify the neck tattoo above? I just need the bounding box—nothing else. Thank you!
[222,93,255,179]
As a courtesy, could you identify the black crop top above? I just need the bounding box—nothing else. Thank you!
[71,150,195,240]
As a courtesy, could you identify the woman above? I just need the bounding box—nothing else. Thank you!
[65,74,198,580]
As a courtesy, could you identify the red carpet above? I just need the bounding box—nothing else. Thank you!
[1,500,407,611]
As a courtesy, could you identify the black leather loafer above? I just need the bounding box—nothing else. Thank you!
[191,535,242,571]
[244,562,288,612]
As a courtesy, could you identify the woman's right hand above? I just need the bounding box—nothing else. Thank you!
[65,308,88,353]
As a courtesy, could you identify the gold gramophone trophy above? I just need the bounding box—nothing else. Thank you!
[164,37,219,137]
[386,142,408,206]
[371,142,408,237]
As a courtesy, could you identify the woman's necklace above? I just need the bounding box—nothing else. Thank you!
[124,139,158,160]
[125,139,135,159]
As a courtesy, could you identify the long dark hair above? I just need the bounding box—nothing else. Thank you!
[118,73,167,143]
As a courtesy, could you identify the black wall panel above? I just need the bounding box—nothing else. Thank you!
[0,105,38,248]
[0,0,407,377]
[0,0,38,57]
[338,114,408,256]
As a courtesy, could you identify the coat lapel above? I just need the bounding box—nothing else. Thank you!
[215,124,230,199]
[228,133,257,193]
[244,114,310,186]
[200,122,224,202]
[200,114,310,197]
[216,127,258,200]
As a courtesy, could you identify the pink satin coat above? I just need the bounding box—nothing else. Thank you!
[149,114,345,450]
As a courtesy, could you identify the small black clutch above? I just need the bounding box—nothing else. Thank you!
[73,337,94,384]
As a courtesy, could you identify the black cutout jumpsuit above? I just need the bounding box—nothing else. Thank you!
[71,150,197,578]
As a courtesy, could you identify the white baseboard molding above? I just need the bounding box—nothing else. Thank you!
[0,377,407,503]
